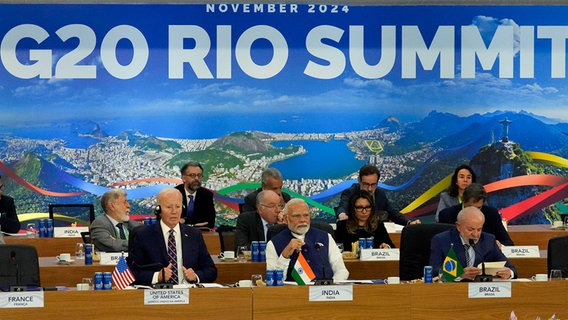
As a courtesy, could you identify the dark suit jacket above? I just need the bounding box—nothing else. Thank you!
[334,183,408,226]
[242,188,291,213]
[0,195,20,233]
[429,228,517,278]
[128,222,217,285]
[235,210,265,247]
[175,184,216,228]
[438,204,514,246]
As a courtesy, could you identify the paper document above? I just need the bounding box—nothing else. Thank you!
[477,261,506,275]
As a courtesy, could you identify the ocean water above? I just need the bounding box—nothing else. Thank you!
[270,140,365,180]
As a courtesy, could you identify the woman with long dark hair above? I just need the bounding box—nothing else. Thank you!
[335,190,394,252]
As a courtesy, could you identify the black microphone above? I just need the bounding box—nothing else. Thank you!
[132,262,173,289]
[9,250,25,292]
[469,239,493,282]
[313,242,333,286]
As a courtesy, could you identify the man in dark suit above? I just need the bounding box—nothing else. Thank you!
[0,176,20,238]
[90,189,141,252]
[335,164,419,226]
[235,190,282,247]
[241,168,291,213]
[430,206,516,281]
[438,183,514,247]
[174,161,216,228]
[129,188,217,285]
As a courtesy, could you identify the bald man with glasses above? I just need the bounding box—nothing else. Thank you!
[235,190,284,248]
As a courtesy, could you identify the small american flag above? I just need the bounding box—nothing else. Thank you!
[112,255,135,290]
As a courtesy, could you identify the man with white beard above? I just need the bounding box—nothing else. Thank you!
[91,189,141,252]
[266,198,348,282]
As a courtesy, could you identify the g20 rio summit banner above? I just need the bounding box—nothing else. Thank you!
[0,4,567,226]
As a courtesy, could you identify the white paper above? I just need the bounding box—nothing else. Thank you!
[477,261,506,275]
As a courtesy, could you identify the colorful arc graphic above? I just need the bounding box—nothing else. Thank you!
[1,151,566,221]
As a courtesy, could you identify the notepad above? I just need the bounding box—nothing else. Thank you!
[477,261,506,275]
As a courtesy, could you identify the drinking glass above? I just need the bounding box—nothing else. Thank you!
[237,245,249,263]
[82,277,93,290]
[75,243,85,259]
[549,269,563,281]
[251,274,263,287]
[26,222,37,238]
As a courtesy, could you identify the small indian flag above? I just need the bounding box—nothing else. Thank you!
[291,252,316,286]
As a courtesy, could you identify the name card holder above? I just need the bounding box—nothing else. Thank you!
[0,291,44,308]
[309,285,353,301]
[501,246,540,258]
[144,289,189,305]
[359,248,400,261]
[99,252,129,265]
[54,227,89,238]
[468,282,512,298]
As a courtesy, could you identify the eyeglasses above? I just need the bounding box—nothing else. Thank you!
[261,204,285,210]
[360,182,378,188]
[354,206,372,213]
[183,173,202,179]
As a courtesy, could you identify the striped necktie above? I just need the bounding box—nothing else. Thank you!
[464,244,472,267]
[168,229,179,284]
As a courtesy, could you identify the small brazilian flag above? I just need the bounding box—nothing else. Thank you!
[442,245,464,282]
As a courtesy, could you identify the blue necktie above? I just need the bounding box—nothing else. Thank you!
[168,229,179,284]
[186,194,195,219]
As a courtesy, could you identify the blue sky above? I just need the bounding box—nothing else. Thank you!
[1,4,568,133]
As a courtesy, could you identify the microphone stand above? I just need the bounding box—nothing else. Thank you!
[313,243,333,286]
[469,239,493,282]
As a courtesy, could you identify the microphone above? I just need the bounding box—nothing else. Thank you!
[313,242,333,286]
[469,239,493,282]
[9,250,25,292]
[131,262,173,289]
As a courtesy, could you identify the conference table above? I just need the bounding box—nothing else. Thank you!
[5,224,564,257]
[5,224,558,286]
[5,230,222,257]
[2,281,566,320]
[38,253,547,287]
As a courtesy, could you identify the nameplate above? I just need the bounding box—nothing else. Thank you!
[144,289,189,305]
[0,292,44,308]
[501,246,540,258]
[468,282,511,298]
[309,285,353,302]
[54,227,88,238]
[359,248,400,261]
[99,252,129,265]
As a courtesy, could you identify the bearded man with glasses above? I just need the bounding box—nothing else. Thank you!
[174,161,216,229]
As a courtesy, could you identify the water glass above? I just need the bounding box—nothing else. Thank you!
[75,242,85,259]
[237,245,249,263]
[549,269,563,281]
[251,274,263,287]
[26,223,37,238]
